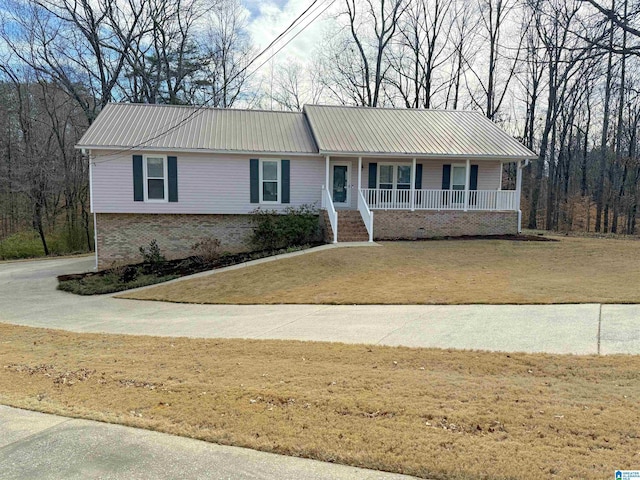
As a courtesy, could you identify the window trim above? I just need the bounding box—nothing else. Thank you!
[143,155,168,202]
[259,158,281,204]
[377,162,413,190]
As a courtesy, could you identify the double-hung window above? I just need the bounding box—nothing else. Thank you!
[260,159,280,203]
[144,156,167,201]
[378,164,412,190]
[396,165,411,190]
[451,165,466,191]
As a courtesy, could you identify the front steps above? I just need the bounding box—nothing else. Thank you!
[337,210,369,242]
[321,210,370,243]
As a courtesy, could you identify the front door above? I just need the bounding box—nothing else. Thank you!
[331,163,350,206]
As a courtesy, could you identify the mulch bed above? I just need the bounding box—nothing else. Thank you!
[57,243,323,295]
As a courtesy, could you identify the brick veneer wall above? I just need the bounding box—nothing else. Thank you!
[96,213,254,268]
[373,210,518,239]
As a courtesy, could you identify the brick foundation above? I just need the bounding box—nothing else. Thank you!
[96,213,254,268]
[373,210,518,239]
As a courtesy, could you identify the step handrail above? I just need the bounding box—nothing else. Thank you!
[357,189,374,242]
[321,185,338,243]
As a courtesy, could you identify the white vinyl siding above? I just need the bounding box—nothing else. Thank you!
[92,151,323,214]
[91,152,505,214]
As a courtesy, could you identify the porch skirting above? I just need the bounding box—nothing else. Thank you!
[373,210,518,240]
[95,213,254,268]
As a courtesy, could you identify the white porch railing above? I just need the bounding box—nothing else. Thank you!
[321,185,338,243]
[357,189,374,242]
[361,188,518,211]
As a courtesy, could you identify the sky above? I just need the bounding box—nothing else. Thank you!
[243,0,337,70]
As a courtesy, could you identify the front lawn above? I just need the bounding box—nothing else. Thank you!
[0,323,638,480]
[120,235,640,304]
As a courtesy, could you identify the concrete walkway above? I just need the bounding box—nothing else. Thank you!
[1,255,639,354]
[0,405,412,480]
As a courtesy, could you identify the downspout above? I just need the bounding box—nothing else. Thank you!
[516,159,524,234]
[87,150,98,270]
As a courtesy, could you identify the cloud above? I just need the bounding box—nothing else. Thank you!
[246,0,338,68]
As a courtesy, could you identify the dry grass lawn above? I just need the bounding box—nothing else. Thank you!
[1,323,639,479]
[121,236,640,304]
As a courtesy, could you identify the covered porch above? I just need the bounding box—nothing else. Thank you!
[320,155,526,243]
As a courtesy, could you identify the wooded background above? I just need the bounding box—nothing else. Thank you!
[0,0,638,256]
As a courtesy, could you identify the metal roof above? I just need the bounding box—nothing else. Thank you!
[303,105,537,159]
[77,103,318,154]
[77,102,536,160]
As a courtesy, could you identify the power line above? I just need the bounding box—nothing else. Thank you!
[92,0,335,163]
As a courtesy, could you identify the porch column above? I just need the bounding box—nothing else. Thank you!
[411,158,416,211]
[516,160,523,233]
[325,155,330,194]
[357,156,362,192]
[464,158,471,212]
[498,162,503,190]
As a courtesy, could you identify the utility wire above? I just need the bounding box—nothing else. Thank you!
[91,0,335,163]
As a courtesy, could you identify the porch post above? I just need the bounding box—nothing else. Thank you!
[464,158,471,212]
[357,156,362,192]
[411,158,416,211]
[516,160,523,233]
[325,155,330,196]
[498,162,503,190]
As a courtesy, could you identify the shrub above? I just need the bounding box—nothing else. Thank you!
[139,239,166,264]
[250,205,319,250]
[191,237,221,264]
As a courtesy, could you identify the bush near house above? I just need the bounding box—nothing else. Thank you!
[250,205,321,250]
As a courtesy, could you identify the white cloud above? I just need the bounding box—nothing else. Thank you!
[246,0,338,70]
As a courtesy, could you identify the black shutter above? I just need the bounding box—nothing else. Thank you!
[470,165,478,190]
[441,164,451,206]
[442,164,451,189]
[469,164,478,206]
[368,163,377,188]
[133,155,143,201]
[415,163,423,189]
[281,159,290,203]
[168,156,178,202]
[250,159,259,203]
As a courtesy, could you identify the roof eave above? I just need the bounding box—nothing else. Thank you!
[318,150,538,161]
[74,144,322,157]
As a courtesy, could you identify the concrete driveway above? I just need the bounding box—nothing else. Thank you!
[1,255,639,354]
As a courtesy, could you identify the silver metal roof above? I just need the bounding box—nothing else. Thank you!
[77,103,318,154]
[77,102,536,160]
[303,105,537,159]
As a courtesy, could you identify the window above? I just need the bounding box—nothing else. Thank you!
[260,159,280,203]
[397,165,411,190]
[379,165,393,189]
[451,165,466,191]
[144,156,167,201]
[378,164,412,190]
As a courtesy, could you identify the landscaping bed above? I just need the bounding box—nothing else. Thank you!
[57,243,321,295]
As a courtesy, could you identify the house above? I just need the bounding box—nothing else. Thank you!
[76,103,537,268]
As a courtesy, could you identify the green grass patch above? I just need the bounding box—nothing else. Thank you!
[0,227,91,261]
